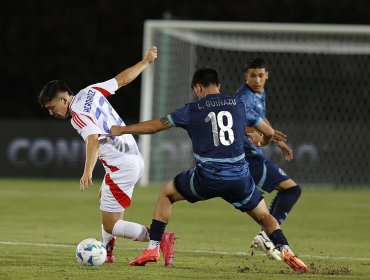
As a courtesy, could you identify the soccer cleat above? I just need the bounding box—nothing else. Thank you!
[251,231,282,261]
[128,246,160,266]
[160,232,177,266]
[105,237,116,263]
[282,249,309,272]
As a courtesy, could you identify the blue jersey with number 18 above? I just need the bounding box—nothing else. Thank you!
[167,94,262,180]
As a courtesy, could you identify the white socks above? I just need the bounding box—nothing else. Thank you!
[148,240,161,249]
[101,224,115,247]
[112,220,150,242]
[280,244,291,252]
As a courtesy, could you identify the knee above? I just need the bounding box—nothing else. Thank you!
[281,185,301,198]
[289,185,301,198]
[159,180,178,204]
[159,185,171,200]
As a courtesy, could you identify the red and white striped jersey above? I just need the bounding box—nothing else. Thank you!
[69,78,140,164]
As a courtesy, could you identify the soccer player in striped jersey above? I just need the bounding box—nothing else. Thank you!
[234,58,302,261]
[38,46,176,266]
[110,68,308,272]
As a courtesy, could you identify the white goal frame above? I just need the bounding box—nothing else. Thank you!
[139,20,370,186]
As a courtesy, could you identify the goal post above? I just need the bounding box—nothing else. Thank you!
[139,20,370,186]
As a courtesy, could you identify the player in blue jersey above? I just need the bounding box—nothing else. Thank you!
[110,68,308,272]
[234,58,302,261]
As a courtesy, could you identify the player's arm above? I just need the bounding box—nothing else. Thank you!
[246,124,286,145]
[264,117,293,160]
[80,134,99,191]
[251,120,275,146]
[262,117,283,140]
[275,138,293,160]
[110,116,172,136]
[247,130,263,145]
[114,46,157,88]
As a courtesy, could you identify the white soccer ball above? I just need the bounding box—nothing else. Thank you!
[75,238,107,266]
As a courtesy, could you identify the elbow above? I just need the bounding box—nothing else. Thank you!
[118,79,130,88]
[114,75,130,88]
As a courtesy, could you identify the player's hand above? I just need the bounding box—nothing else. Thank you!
[144,46,158,64]
[248,131,262,145]
[80,172,93,191]
[277,141,294,161]
[273,129,287,142]
[280,145,293,161]
[110,125,123,136]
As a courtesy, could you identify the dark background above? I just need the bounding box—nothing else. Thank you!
[1,0,370,123]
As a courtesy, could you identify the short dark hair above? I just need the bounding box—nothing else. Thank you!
[38,80,73,107]
[191,68,219,89]
[243,58,268,73]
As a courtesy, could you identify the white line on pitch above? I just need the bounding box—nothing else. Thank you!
[1,241,370,261]
[0,241,74,248]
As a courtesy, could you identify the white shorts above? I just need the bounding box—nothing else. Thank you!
[99,154,144,212]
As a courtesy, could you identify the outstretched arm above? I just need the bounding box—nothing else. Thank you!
[115,46,157,88]
[110,116,172,136]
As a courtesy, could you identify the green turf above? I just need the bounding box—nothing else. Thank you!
[0,178,369,279]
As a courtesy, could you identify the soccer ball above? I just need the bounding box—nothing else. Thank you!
[75,238,107,266]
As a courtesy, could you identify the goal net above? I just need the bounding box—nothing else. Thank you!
[139,20,370,186]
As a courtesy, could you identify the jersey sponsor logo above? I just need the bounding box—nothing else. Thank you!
[83,90,95,113]
[204,98,236,108]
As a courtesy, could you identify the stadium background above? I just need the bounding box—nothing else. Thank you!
[1,0,369,185]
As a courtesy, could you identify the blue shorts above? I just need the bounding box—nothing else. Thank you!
[247,154,290,193]
[173,168,263,212]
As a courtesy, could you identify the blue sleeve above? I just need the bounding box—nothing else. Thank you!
[245,107,263,127]
[239,93,256,110]
[168,104,190,129]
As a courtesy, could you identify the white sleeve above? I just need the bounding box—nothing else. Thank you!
[90,78,119,97]
[71,112,105,141]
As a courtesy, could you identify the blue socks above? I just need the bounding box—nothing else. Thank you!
[149,219,167,241]
[269,185,301,224]
[269,229,289,249]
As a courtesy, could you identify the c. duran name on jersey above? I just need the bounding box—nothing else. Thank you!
[198,98,236,109]
[83,90,96,113]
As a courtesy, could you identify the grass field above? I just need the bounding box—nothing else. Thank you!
[0,178,369,279]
